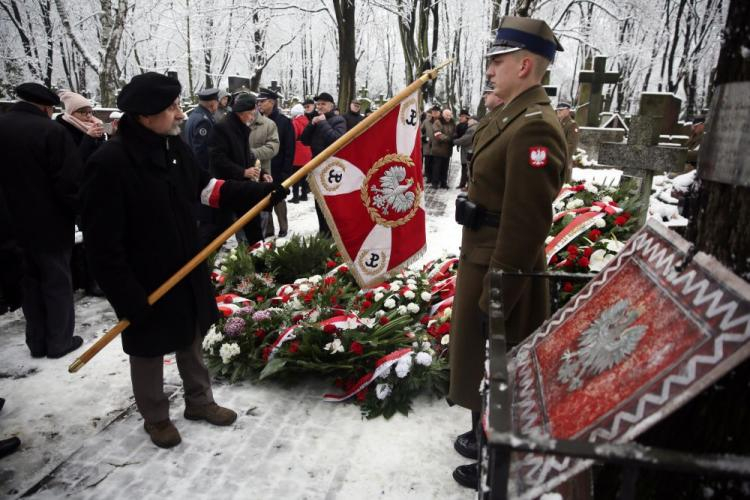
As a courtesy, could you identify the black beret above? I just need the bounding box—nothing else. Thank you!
[15,83,60,106]
[233,94,256,113]
[303,98,315,106]
[117,72,181,115]
[314,92,335,104]
[257,88,280,101]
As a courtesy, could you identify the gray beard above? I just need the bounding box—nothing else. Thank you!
[166,123,182,136]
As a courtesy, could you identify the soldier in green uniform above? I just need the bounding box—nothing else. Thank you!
[556,101,580,183]
[449,16,567,489]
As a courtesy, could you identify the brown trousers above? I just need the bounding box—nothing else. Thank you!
[129,330,213,424]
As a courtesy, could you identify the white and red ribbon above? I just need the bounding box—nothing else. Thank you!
[215,293,251,317]
[267,324,302,360]
[545,212,605,264]
[323,348,413,402]
[200,178,225,208]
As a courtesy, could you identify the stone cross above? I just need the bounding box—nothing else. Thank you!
[577,56,620,127]
[358,86,369,99]
[598,93,687,227]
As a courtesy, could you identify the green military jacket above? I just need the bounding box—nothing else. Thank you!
[449,85,566,411]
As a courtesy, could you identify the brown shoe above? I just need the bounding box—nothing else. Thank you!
[143,419,181,448]
[184,402,237,426]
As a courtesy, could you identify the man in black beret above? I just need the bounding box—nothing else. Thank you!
[0,83,84,359]
[301,92,347,237]
[81,72,288,448]
[257,87,295,238]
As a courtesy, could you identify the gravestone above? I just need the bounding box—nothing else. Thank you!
[269,80,283,96]
[698,81,750,187]
[578,127,626,161]
[600,113,629,132]
[542,69,558,103]
[577,56,620,127]
[358,86,369,99]
[228,76,251,93]
[598,93,687,227]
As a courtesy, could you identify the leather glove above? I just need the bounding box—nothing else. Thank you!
[263,182,290,205]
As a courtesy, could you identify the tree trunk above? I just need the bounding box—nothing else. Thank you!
[333,0,356,111]
[98,0,128,107]
[596,1,750,497]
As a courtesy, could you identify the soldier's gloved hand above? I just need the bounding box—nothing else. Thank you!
[263,182,290,205]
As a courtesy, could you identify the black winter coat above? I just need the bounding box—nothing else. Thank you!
[82,114,273,357]
[344,111,363,132]
[300,112,347,156]
[267,108,295,183]
[0,102,82,251]
[208,112,255,180]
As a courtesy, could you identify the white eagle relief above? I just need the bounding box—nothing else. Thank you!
[557,299,648,392]
[370,166,415,215]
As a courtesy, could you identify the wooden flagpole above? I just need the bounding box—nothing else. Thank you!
[68,60,452,373]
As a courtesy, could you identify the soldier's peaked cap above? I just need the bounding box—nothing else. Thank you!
[117,72,181,115]
[487,16,563,62]
[198,88,220,101]
[257,88,280,100]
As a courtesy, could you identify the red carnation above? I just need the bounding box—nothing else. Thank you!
[562,282,574,293]
[614,216,628,226]
[292,314,303,324]
[349,341,364,356]
[610,200,619,207]
[563,258,575,268]
[330,296,338,305]
[578,257,590,268]
[254,328,266,340]
[567,245,579,256]
[588,229,602,241]
[437,322,451,335]
[355,387,369,402]
[326,260,336,268]
[339,265,349,273]
[289,341,300,354]
[583,247,593,258]
[324,276,336,286]
[223,296,234,304]
[361,300,372,309]
[365,291,374,300]
[323,324,337,334]
[550,254,559,264]
[420,315,430,324]
[622,211,632,220]
[262,346,272,361]
[256,296,265,303]
[379,316,390,325]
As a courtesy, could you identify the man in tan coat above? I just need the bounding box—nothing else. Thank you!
[449,16,566,489]
[556,101,580,182]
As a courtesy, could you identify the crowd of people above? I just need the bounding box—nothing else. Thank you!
[0,14,583,493]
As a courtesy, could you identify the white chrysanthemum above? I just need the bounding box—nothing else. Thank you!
[584,182,598,194]
[605,239,625,252]
[375,383,393,400]
[360,317,376,329]
[397,305,408,315]
[415,351,432,366]
[601,196,614,204]
[441,335,450,345]
[412,341,419,348]
[594,218,607,228]
[404,290,415,300]
[565,198,584,210]
[420,291,432,302]
[389,283,400,292]
[395,354,413,378]
[442,307,452,319]
[308,310,320,322]
[289,297,303,310]
[298,284,311,293]
[544,235,554,244]
[375,310,386,317]
[202,328,224,351]
[219,342,240,364]
[342,317,360,330]
[407,278,417,285]
[374,292,384,301]
[309,275,322,284]
[407,283,417,291]
[406,303,420,314]
[324,338,344,354]
[421,341,431,350]
[384,298,396,309]
[293,278,306,284]
[220,265,228,272]
[229,254,238,261]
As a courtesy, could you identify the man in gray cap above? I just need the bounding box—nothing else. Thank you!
[214,89,231,122]
[556,101,579,182]
[81,72,287,448]
[0,83,84,358]
[449,16,567,489]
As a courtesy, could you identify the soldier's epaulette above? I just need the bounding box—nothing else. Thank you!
[524,107,543,119]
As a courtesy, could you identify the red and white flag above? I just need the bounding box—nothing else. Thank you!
[309,92,426,288]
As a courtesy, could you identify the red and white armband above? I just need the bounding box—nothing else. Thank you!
[200,178,225,208]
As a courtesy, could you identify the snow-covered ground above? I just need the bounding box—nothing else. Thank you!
[0,164,469,499]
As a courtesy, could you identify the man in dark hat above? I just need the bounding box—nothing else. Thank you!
[556,101,580,182]
[343,98,364,131]
[257,88,295,238]
[81,72,287,449]
[184,88,222,246]
[0,83,84,358]
[421,104,442,185]
[449,16,567,489]
[208,93,264,244]
[301,92,347,237]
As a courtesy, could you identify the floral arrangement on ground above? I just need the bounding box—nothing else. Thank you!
[205,234,457,419]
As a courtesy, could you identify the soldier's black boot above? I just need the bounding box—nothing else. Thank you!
[452,463,478,489]
[0,437,20,459]
[454,410,480,459]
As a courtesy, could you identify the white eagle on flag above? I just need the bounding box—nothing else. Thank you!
[371,166,415,215]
